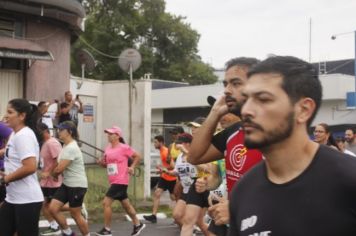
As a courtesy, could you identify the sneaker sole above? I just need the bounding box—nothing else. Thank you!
[132,224,146,236]
[41,230,62,236]
[95,234,112,236]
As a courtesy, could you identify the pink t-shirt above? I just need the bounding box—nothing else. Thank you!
[40,137,63,188]
[105,143,135,185]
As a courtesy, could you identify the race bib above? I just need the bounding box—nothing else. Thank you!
[107,163,118,176]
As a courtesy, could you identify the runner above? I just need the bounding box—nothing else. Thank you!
[0,98,44,236]
[37,123,63,236]
[96,126,145,236]
[49,121,89,236]
[169,132,213,236]
[188,58,263,231]
[181,119,213,236]
[144,135,177,224]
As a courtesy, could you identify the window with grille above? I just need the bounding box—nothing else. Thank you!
[0,18,15,38]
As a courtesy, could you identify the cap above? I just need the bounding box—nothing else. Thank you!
[55,121,76,131]
[104,126,123,137]
[169,126,185,134]
[188,117,206,128]
[176,133,193,144]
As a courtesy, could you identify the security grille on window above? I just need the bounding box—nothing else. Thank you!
[0,18,15,38]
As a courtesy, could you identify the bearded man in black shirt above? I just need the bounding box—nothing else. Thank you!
[228,56,356,236]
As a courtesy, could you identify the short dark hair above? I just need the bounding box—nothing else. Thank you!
[60,102,69,109]
[346,128,356,134]
[248,56,322,127]
[225,57,260,71]
[154,135,164,143]
[38,101,47,108]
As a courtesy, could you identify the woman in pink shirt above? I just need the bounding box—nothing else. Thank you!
[96,126,145,236]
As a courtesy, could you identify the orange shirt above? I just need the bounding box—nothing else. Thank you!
[160,146,176,181]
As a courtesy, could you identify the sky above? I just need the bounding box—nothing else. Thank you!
[165,0,356,68]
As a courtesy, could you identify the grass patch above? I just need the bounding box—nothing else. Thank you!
[84,165,173,223]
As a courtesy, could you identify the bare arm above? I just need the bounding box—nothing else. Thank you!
[39,157,59,179]
[188,96,228,164]
[130,152,141,169]
[52,159,71,177]
[77,98,84,113]
[4,157,37,184]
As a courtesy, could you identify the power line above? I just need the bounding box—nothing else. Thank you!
[78,36,120,59]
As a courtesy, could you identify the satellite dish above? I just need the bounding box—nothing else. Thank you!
[75,49,96,89]
[118,48,142,73]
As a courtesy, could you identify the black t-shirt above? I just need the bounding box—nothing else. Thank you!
[229,145,356,236]
[212,122,241,153]
[59,113,71,124]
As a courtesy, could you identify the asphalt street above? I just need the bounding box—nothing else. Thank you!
[40,218,182,236]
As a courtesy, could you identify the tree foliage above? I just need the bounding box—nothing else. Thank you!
[71,0,217,85]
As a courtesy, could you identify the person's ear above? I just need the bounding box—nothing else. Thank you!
[295,97,316,124]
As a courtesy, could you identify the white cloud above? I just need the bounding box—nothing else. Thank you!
[165,0,356,68]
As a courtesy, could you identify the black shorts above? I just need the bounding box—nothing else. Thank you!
[106,184,128,201]
[0,185,6,202]
[0,201,42,236]
[157,178,176,194]
[186,179,209,208]
[208,219,229,236]
[53,184,87,208]
[41,187,60,202]
[179,192,189,202]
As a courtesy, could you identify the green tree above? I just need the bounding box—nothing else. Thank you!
[72,0,217,84]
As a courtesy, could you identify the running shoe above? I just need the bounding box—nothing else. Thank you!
[40,227,61,236]
[131,223,146,236]
[96,227,112,236]
[143,214,157,223]
[62,233,76,236]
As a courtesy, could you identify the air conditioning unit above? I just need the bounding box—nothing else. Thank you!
[346,92,356,109]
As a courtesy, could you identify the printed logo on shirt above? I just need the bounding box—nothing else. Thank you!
[241,215,272,236]
[229,144,247,172]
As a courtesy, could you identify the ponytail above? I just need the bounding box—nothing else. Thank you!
[8,98,41,141]
[119,137,125,144]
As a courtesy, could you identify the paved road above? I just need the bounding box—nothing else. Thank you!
[40,218,182,236]
[88,219,180,236]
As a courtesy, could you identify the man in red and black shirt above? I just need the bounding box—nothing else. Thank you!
[188,57,263,228]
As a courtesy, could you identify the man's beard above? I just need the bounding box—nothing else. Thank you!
[243,111,294,150]
[226,96,243,117]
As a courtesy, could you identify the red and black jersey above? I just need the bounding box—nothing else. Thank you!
[212,122,263,193]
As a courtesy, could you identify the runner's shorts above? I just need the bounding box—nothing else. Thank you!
[157,178,176,194]
[41,187,60,202]
[186,179,209,208]
[106,184,128,201]
[53,184,87,208]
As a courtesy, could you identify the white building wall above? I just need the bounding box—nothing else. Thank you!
[70,77,104,159]
[70,77,152,198]
[152,109,164,123]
